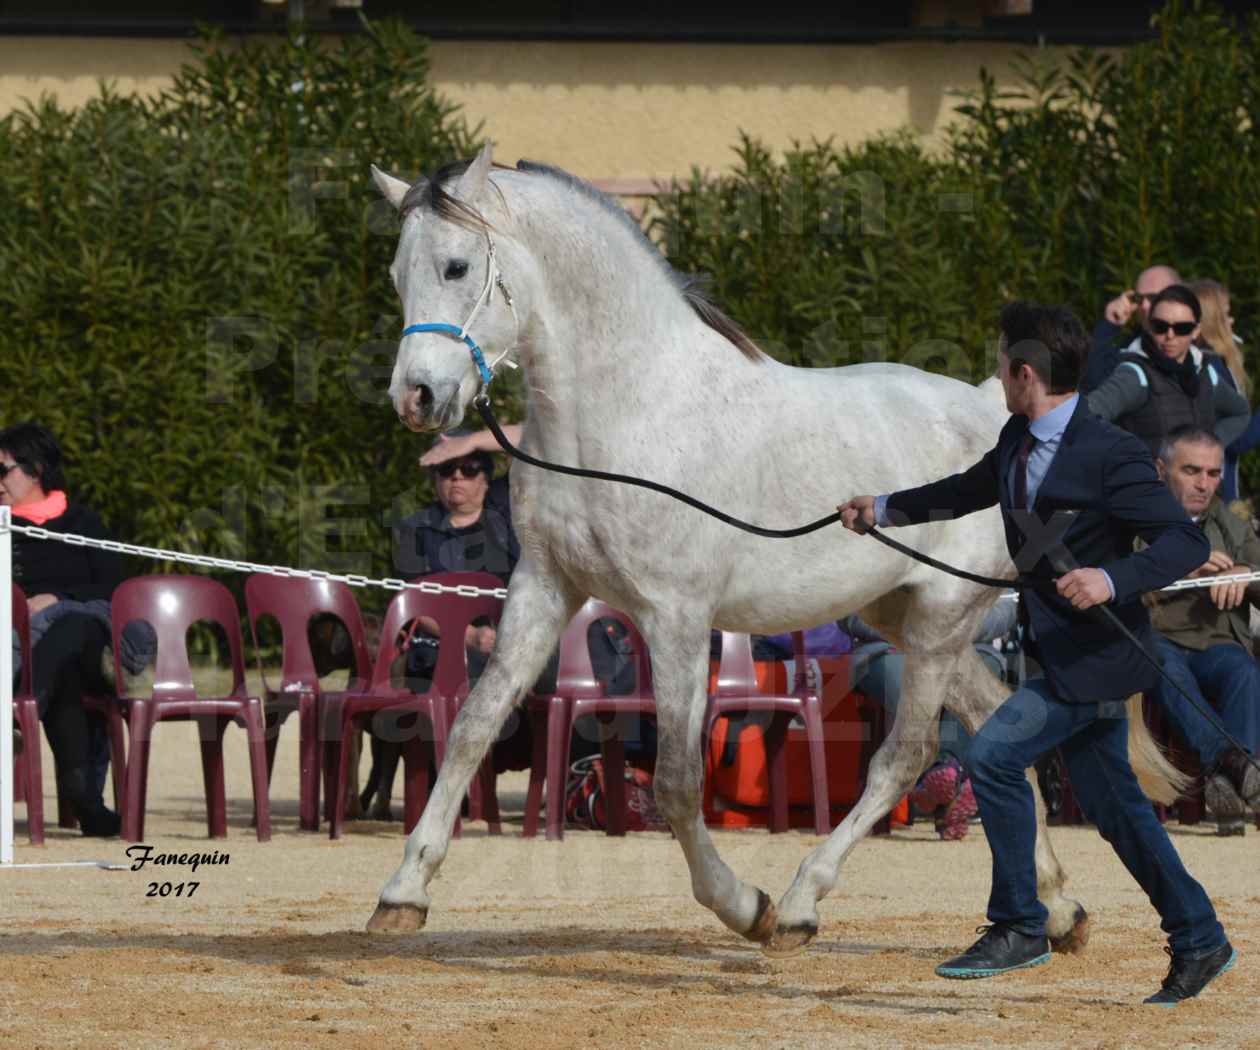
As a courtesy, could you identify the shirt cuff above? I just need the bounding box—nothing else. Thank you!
[874,494,893,528]
[1100,569,1116,602]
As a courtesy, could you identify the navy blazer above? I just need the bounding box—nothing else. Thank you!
[885,398,1209,703]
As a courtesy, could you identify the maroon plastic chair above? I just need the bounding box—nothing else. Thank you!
[322,572,504,840]
[705,631,832,835]
[9,584,44,844]
[244,574,372,831]
[11,584,127,836]
[523,599,656,840]
[109,575,271,842]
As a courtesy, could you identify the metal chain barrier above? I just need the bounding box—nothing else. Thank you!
[3,518,1256,601]
[0,521,508,599]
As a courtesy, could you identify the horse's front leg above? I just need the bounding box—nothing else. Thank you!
[641,617,777,942]
[367,561,578,932]
[768,648,949,956]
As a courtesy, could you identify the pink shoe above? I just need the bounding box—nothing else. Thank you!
[910,759,962,812]
[939,778,977,841]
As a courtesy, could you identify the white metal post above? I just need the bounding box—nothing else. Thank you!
[2,505,14,864]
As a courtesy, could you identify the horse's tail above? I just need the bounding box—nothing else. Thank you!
[1127,694,1192,804]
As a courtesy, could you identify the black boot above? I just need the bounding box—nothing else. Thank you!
[1215,748,1260,811]
[61,765,121,838]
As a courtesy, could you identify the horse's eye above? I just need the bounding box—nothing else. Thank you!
[444,259,469,281]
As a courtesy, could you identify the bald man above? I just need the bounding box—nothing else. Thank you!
[1082,264,1180,394]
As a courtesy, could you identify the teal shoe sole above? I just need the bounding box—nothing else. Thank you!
[1144,948,1237,1006]
[935,951,1052,980]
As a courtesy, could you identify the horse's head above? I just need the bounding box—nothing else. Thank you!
[373,144,513,432]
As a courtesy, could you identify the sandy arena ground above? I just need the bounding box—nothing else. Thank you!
[3,712,1260,1050]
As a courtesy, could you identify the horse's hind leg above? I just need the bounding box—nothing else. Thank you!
[367,562,578,932]
[769,647,950,955]
[642,615,777,942]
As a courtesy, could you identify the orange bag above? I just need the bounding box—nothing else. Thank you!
[703,657,908,829]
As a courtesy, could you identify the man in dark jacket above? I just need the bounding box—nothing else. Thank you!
[1147,426,1260,835]
[839,302,1234,1004]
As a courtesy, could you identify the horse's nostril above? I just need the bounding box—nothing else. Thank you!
[416,384,434,409]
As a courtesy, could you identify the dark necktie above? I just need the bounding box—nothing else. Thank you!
[1013,431,1036,510]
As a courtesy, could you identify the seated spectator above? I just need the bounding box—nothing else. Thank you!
[363,428,633,817]
[1190,278,1259,502]
[1086,284,1250,457]
[1082,264,1179,394]
[2,422,125,836]
[1146,426,1260,835]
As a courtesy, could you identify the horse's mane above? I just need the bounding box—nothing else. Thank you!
[402,157,765,365]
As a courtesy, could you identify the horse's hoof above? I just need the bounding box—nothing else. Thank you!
[1050,906,1090,955]
[761,922,819,959]
[742,890,778,944]
[365,901,427,933]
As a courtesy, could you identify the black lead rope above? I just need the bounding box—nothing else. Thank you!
[474,395,1260,780]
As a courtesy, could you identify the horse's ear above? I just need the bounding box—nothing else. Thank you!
[371,165,412,211]
[453,143,494,203]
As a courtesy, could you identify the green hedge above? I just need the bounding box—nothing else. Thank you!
[3,3,1259,598]
[0,20,489,606]
[654,0,1260,486]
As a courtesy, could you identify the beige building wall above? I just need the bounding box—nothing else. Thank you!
[0,35,1062,186]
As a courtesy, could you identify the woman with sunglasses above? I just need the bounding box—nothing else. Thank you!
[2,421,124,836]
[1086,285,1250,457]
[1190,278,1260,502]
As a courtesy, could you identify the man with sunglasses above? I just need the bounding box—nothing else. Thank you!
[1087,285,1249,458]
[1082,264,1180,394]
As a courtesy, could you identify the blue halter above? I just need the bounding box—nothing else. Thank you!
[401,322,495,388]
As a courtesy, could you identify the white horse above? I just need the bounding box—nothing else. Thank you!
[364,144,1179,956]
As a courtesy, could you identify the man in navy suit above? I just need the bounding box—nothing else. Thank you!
[839,302,1235,1005]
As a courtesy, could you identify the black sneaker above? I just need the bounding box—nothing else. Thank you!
[1144,941,1236,1005]
[935,923,1051,979]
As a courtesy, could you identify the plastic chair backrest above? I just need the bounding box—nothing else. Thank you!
[713,630,808,698]
[244,574,372,695]
[10,583,31,696]
[110,575,247,702]
[371,572,504,697]
[555,599,652,698]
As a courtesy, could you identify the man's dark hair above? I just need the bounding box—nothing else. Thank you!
[1156,424,1222,465]
[0,420,67,491]
[1148,283,1202,324]
[999,301,1089,395]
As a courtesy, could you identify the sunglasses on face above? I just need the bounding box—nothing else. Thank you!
[0,461,20,480]
[435,461,484,479]
[1149,318,1196,337]
[1127,291,1157,306]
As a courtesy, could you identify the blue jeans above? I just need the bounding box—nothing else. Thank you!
[967,678,1224,953]
[1154,639,1260,770]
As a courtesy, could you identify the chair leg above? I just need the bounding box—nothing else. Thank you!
[480,760,502,835]
[764,712,790,834]
[122,702,152,842]
[401,738,428,835]
[801,697,832,836]
[199,715,228,839]
[243,699,272,843]
[17,703,44,845]
[328,712,356,841]
[545,700,572,841]
[297,695,320,832]
[523,705,550,838]
[106,710,127,812]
